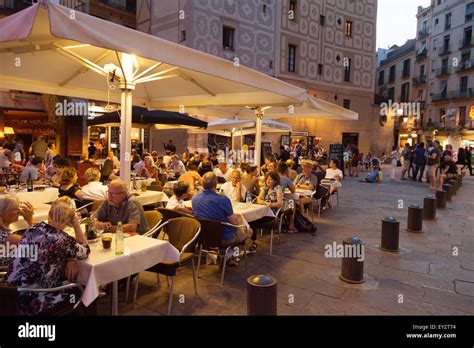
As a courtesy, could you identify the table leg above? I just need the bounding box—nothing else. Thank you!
[112,280,118,315]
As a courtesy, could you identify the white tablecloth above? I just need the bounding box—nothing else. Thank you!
[0,187,59,204]
[131,191,169,206]
[184,201,274,223]
[77,235,179,307]
[285,188,313,200]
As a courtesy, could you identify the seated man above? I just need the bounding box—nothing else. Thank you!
[166,181,193,215]
[219,169,247,203]
[96,179,149,234]
[214,161,232,182]
[440,157,458,187]
[192,172,253,249]
[20,156,45,182]
[324,160,343,193]
[293,160,319,214]
[178,163,203,194]
[81,167,108,201]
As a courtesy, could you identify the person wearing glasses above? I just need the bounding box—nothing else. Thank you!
[95,179,148,234]
[219,170,247,203]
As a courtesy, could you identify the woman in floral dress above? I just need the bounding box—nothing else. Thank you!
[7,197,90,315]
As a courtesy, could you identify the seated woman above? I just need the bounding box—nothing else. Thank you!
[0,195,34,270]
[241,163,260,196]
[58,167,83,201]
[257,172,296,233]
[7,197,90,315]
[178,163,202,195]
[166,182,193,215]
[440,157,458,187]
[139,156,159,179]
[363,167,383,183]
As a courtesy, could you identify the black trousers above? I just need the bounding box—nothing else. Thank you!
[413,163,425,181]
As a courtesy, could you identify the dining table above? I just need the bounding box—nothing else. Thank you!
[75,233,179,315]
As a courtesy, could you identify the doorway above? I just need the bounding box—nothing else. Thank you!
[342,132,359,148]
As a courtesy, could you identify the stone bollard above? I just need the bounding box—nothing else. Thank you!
[423,196,437,221]
[435,189,447,209]
[339,237,365,284]
[381,217,400,252]
[247,275,277,316]
[448,179,458,195]
[442,183,453,202]
[406,205,423,233]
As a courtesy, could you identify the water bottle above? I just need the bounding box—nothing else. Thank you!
[27,173,33,192]
[115,221,124,255]
[246,192,252,204]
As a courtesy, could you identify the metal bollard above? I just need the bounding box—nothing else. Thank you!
[435,189,447,209]
[406,205,423,233]
[247,275,277,316]
[339,237,365,284]
[442,183,453,202]
[448,179,458,195]
[423,196,437,221]
[381,217,399,252]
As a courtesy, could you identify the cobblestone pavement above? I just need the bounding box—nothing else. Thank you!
[97,166,474,315]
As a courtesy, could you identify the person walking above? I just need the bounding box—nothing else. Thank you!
[390,146,400,180]
[400,143,412,180]
[456,147,467,175]
[412,142,426,182]
[464,146,473,176]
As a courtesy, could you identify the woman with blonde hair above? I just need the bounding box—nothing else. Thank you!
[0,195,34,269]
[58,167,83,200]
[139,156,158,179]
[7,196,90,315]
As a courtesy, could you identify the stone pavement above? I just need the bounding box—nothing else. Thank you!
[96,166,474,315]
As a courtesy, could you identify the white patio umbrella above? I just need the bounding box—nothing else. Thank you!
[166,94,358,164]
[0,1,307,184]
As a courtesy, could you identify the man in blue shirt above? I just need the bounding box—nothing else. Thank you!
[192,172,253,247]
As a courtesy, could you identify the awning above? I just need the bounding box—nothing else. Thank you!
[87,106,207,129]
[0,1,307,181]
[202,118,291,135]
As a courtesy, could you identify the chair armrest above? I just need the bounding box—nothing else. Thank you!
[17,283,84,309]
[75,201,94,212]
[143,220,167,238]
[221,222,248,230]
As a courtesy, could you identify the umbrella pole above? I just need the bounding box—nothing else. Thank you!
[118,53,136,189]
[255,108,263,167]
[119,88,133,188]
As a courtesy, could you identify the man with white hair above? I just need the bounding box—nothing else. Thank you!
[81,167,108,201]
[219,169,247,202]
[96,179,148,234]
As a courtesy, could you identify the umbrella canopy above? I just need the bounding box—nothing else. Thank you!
[171,95,358,121]
[203,118,291,135]
[87,106,207,128]
[0,1,307,182]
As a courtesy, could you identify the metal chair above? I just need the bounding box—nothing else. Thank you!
[133,217,201,315]
[0,282,84,315]
[143,210,163,239]
[195,217,249,286]
[252,198,295,255]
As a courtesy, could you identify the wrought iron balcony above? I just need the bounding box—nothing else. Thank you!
[438,44,451,56]
[418,28,430,39]
[455,59,474,73]
[412,75,426,85]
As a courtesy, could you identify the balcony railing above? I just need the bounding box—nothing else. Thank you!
[459,37,474,49]
[455,59,474,72]
[99,0,136,13]
[438,44,451,56]
[435,67,450,76]
[432,89,474,102]
[60,0,87,13]
[418,28,430,39]
[459,119,474,129]
[373,94,391,105]
[416,50,427,62]
[412,75,426,85]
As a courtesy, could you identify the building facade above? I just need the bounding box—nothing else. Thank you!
[375,39,419,147]
[138,0,388,156]
[427,0,474,149]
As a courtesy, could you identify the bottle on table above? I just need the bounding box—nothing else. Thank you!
[115,221,124,255]
[245,192,252,204]
[27,173,33,192]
